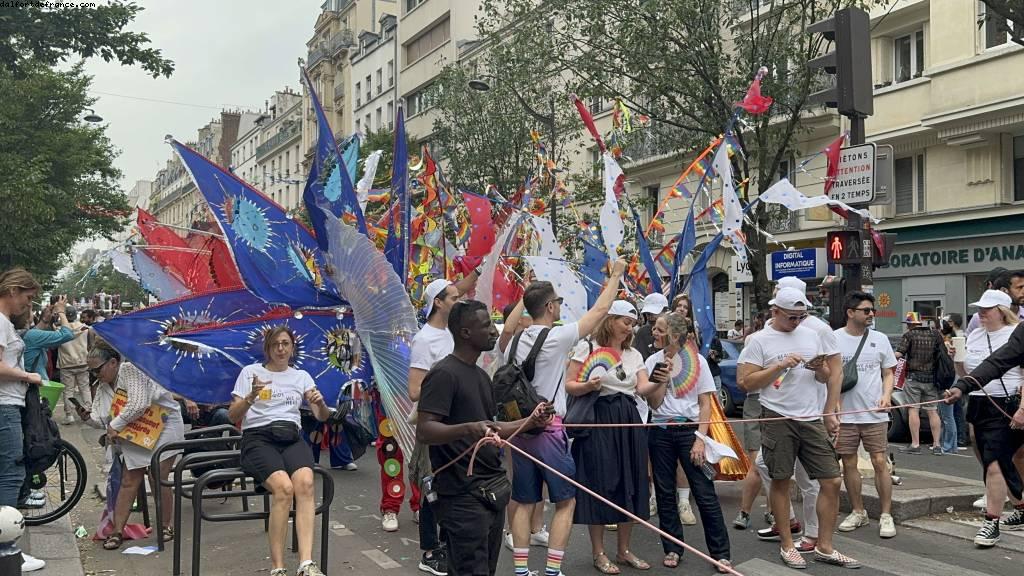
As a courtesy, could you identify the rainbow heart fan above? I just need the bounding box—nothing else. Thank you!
[579,347,622,381]
[671,339,703,398]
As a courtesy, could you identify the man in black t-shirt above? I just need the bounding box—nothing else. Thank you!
[418,300,553,576]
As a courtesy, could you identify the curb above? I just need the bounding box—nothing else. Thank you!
[23,512,85,576]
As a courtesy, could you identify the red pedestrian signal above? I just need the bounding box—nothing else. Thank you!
[826,231,863,264]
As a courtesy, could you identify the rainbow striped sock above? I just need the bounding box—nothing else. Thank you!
[545,548,564,576]
[513,548,530,576]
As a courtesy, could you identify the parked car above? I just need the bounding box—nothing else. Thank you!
[887,386,934,443]
[718,340,747,416]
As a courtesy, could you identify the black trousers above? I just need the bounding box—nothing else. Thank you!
[649,426,730,560]
[433,492,505,576]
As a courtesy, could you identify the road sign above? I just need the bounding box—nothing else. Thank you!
[828,142,876,205]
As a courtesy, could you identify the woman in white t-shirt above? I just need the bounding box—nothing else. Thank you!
[955,290,1024,540]
[227,326,332,576]
[640,312,731,571]
[565,300,651,573]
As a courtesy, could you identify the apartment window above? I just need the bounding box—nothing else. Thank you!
[590,147,601,174]
[355,118,361,133]
[777,156,796,182]
[376,107,382,129]
[376,69,383,93]
[387,101,394,130]
[407,86,433,117]
[894,30,924,83]
[1014,135,1024,202]
[405,18,450,65]
[355,81,362,107]
[589,97,604,114]
[365,75,371,101]
[387,60,395,86]
[894,153,926,215]
[285,150,290,178]
[645,185,659,220]
[980,2,1021,49]
[365,113,371,131]
[405,0,426,14]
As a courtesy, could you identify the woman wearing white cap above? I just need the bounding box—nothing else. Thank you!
[566,300,651,574]
[950,289,1024,547]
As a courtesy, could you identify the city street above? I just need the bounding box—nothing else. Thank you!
[45,419,1022,576]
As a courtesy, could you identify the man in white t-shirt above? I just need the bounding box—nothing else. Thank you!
[738,287,859,570]
[834,291,898,539]
[504,258,626,576]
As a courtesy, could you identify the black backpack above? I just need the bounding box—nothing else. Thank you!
[932,330,956,390]
[23,385,61,476]
[493,328,551,422]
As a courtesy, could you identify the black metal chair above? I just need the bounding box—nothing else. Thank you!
[189,465,334,576]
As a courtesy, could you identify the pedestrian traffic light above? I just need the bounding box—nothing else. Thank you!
[872,232,897,268]
[826,230,864,264]
[807,7,873,118]
[820,276,848,330]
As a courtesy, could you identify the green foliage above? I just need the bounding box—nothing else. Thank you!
[478,0,879,306]
[0,62,131,279]
[0,0,174,78]
[53,258,148,306]
[979,1,1024,46]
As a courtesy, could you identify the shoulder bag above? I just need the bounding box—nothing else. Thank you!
[841,330,871,393]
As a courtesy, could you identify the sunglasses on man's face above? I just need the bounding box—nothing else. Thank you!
[89,359,110,380]
[782,313,808,323]
[548,297,564,306]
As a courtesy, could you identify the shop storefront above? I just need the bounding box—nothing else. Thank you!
[872,226,1024,335]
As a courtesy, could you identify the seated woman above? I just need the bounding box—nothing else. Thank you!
[227,326,331,576]
[86,339,186,550]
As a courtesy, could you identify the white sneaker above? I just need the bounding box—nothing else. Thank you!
[29,490,45,500]
[22,553,46,572]
[838,510,870,532]
[62,415,74,425]
[529,526,549,547]
[879,513,896,538]
[343,462,358,471]
[412,510,419,524]
[973,496,986,509]
[503,530,513,551]
[649,493,657,517]
[382,511,399,532]
[678,500,697,526]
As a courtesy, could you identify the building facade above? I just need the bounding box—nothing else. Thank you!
[351,13,398,135]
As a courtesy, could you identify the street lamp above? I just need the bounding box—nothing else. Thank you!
[83,108,103,123]
[467,78,492,92]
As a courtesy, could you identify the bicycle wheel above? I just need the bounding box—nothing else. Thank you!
[22,439,88,526]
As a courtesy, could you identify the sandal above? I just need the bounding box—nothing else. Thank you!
[593,553,621,575]
[162,526,174,541]
[715,558,733,574]
[103,532,123,550]
[663,552,680,568]
[615,550,650,570]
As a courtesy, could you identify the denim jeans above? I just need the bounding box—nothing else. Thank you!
[649,426,730,560]
[937,402,957,453]
[953,397,968,445]
[0,405,25,507]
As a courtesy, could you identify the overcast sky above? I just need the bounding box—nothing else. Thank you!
[84,0,321,190]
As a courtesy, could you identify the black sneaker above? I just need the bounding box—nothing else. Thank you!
[975,518,1000,548]
[418,550,448,576]
[757,520,803,541]
[1002,508,1024,531]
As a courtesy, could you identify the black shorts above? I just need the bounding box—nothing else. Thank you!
[241,424,314,486]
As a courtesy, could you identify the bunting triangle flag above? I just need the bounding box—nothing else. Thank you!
[599,152,626,259]
[170,139,345,309]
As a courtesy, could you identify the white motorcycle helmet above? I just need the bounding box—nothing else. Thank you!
[0,506,25,544]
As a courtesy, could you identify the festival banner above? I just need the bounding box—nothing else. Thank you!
[110,388,167,449]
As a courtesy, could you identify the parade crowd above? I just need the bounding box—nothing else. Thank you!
[1,263,1023,576]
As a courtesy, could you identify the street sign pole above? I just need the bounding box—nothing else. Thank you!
[843,116,873,294]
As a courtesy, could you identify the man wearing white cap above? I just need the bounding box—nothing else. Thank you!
[739,287,859,569]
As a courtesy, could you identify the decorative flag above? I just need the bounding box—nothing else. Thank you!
[580,238,608,307]
[599,152,626,258]
[668,205,697,303]
[301,67,367,251]
[631,208,663,295]
[462,190,497,258]
[170,139,345,309]
[356,150,383,212]
[91,288,273,403]
[526,256,587,324]
[208,236,243,288]
[712,140,746,263]
[570,94,606,152]
[168,310,371,408]
[136,209,214,292]
[822,133,848,196]
[759,178,875,221]
[733,66,773,115]
[129,247,190,301]
[689,232,722,356]
[476,213,524,311]
[321,210,419,461]
[385,107,409,282]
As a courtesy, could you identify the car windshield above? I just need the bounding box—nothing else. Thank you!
[721,340,743,360]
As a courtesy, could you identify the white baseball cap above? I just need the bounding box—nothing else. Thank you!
[423,279,454,318]
[776,276,807,294]
[640,293,669,316]
[609,300,638,320]
[769,287,810,310]
[970,289,1012,309]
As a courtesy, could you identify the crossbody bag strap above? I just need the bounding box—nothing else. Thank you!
[508,331,526,365]
[851,329,870,363]
[985,332,1012,397]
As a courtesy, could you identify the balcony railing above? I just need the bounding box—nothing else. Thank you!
[620,122,689,162]
[151,181,196,216]
[764,202,799,234]
[255,125,301,159]
[330,29,355,56]
[307,45,327,68]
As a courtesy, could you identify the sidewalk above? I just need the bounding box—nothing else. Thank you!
[21,514,84,576]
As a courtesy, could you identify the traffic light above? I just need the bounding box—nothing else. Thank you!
[872,232,897,268]
[820,275,848,329]
[826,230,864,264]
[807,7,873,118]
